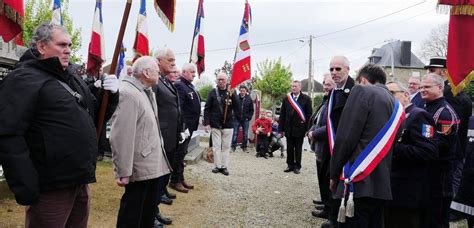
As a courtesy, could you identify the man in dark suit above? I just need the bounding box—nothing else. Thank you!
[408,76,425,108]
[317,56,356,228]
[330,64,404,227]
[152,47,179,226]
[172,63,201,191]
[279,80,312,174]
[385,81,437,228]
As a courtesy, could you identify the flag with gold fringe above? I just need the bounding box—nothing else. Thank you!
[0,0,23,43]
[154,0,175,32]
[438,0,474,95]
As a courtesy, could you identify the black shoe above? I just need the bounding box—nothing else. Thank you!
[294,168,300,174]
[313,199,324,205]
[269,152,274,157]
[154,219,165,228]
[156,213,172,225]
[315,204,325,210]
[164,188,176,199]
[212,167,220,173]
[320,219,336,228]
[284,167,294,172]
[160,195,173,205]
[281,153,285,158]
[221,168,229,176]
[311,210,328,219]
[231,147,236,152]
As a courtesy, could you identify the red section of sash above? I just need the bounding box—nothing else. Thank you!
[287,95,305,123]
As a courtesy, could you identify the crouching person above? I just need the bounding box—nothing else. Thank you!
[110,56,171,228]
[253,110,272,158]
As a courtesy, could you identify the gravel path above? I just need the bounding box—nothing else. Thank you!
[161,146,325,227]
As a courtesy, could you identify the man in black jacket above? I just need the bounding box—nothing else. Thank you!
[385,81,437,228]
[204,73,237,176]
[0,23,118,227]
[279,80,312,174]
[231,85,254,152]
[330,64,404,227]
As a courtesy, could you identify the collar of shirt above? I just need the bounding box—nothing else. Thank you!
[334,81,347,90]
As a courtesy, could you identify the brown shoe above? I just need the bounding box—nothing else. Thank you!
[169,182,189,193]
[181,181,194,189]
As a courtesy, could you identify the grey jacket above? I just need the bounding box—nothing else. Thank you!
[110,76,171,182]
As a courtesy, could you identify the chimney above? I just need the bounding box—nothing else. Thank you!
[400,41,411,66]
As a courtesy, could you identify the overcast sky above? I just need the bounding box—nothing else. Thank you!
[68,0,448,83]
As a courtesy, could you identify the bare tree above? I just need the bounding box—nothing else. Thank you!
[419,23,448,60]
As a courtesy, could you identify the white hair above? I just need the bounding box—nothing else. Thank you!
[132,56,158,76]
[182,62,197,72]
[422,73,445,89]
[331,55,350,68]
[154,47,173,60]
[386,81,409,93]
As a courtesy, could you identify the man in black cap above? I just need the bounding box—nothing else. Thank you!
[425,57,473,205]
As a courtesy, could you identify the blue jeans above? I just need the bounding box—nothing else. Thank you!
[231,120,249,149]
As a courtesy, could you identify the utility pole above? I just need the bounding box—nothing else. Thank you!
[308,35,313,98]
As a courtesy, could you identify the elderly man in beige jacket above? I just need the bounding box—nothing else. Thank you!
[110,56,171,228]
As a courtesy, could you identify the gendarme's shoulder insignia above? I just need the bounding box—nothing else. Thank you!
[344,88,350,94]
[421,124,434,138]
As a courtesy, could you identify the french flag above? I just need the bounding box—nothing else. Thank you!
[51,0,62,25]
[116,43,127,79]
[190,0,205,76]
[230,0,252,89]
[87,0,105,77]
[133,0,149,59]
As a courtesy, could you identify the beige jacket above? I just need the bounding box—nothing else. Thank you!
[110,76,171,182]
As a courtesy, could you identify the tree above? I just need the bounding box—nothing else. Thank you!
[254,58,293,114]
[214,60,233,79]
[419,23,448,60]
[23,0,82,63]
[198,84,214,102]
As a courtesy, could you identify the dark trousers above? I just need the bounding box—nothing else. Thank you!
[117,176,166,228]
[286,135,304,169]
[317,158,340,222]
[339,197,386,228]
[429,197,452,228]
[256,134,269,156]
[384,206,426,228]
[25,185,90,228]
[170,133,193,184]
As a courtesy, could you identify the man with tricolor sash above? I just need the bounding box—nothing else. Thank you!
[279,80,312,174]
[420,73,460,227]
[329,64,405,227]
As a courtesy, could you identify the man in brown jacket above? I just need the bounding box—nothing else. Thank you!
[110,56,171,228]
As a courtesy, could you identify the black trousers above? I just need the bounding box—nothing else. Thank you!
[170,133,193,184]
[429,197,452,228]
[384,206,427,228]
[339,197,386,228]
[286,135,304,169]
[117,176,166,228]
[256,134,269,156]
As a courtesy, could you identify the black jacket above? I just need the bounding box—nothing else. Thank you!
[389,104,437,208]
[203,87,237,129]
[175,78,201,133]
[330,84,399,200]
[424,97,459,198]
[0,50,118,205]
[278,92,313,138]
[233,93,254,123]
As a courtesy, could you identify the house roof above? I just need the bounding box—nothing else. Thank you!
[368,40,425,69]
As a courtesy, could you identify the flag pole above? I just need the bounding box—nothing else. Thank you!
[96,0,133,137]
[189,0,201,63]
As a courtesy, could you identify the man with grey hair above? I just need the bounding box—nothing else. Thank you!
[420,73,460,227]
[172,62,201,190]
[110,56,170,227]
[0,23,118,227]
[384,81,437,227]
[408,76,424,108]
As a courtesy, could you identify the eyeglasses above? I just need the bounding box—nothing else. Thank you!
[329,67,342,72]
[419,84,440,90]
[217,78,226,81]
[389,90,405,95]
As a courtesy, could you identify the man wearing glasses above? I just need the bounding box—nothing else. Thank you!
[317,56,355,228]
[384,81,437,228]
[420,73,460,227]
[425,57,472,221]
[408,76,424,108]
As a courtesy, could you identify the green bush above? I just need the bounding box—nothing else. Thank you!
[313,94,324,109]
[198,85,214,101]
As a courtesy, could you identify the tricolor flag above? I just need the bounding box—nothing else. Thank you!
[51,0,62,25]
[134,0,149,59]
[87,0,106,77]
[438,0,474,95]
[230,0,252,89]
[0,0,23,42]
[154,0,176,32]
[190,0,205,76]
[116,44,127,79]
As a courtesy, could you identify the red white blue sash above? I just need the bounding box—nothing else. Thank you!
[342,100,405,183]
[287,93,306,123]
[327,91,336,155]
